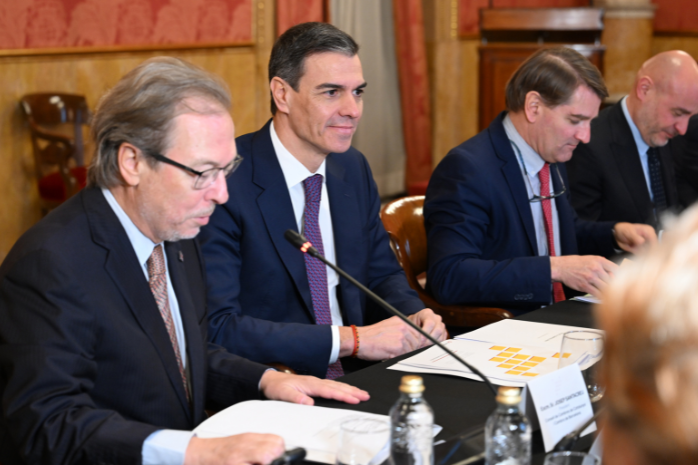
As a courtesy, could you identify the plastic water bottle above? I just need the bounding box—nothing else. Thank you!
[389,375,434,465]
[485,387,531,465]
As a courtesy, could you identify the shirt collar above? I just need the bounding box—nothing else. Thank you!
[503,113,546,176]
[270,121,327,190]
[621,96,650,156]
[102,187,161,269]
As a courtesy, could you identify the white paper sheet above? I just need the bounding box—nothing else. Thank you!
[193,400,441,464]
[390,338,569,387]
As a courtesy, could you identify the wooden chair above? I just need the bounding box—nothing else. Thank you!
[380,196,513,328]
[20,93,91,215]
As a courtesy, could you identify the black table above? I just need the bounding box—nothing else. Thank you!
[314,300,596,462]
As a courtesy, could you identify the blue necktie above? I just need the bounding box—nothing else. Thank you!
[302,174,344,379]
[647,147,667,213]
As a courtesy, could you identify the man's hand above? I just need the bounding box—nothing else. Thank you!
[339,316,423,360]
[407,308,447,346]
[184,433,284,465]
[259,370,370,405]
[550,255,618,298]
[613,222,657,254]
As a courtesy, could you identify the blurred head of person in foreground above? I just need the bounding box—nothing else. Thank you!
[599,205,698,465]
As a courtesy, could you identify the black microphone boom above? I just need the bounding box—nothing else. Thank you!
[284,229,497,396]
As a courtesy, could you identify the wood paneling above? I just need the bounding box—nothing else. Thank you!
[0,0,275,262]
[652,35,698,60]
[602,16,654,95]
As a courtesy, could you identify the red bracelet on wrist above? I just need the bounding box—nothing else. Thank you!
[350,325,360,358]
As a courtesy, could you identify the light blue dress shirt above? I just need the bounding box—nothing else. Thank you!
[102,188,194,465]
[503,115,562,259]
[620,96,653,200]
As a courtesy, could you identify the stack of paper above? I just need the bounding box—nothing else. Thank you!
[389,320,601,387]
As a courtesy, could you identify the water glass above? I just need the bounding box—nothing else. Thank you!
[544,451,600,465]
[336,417,390,465]
[558,330,605,402]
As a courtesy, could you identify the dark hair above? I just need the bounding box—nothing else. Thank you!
[505,47,608,112]
[268,22,358,114]
[88,57,231,188]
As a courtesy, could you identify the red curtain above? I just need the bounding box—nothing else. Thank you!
[393,0,433,195]
[276,0,326,37]
[653,0,698,33]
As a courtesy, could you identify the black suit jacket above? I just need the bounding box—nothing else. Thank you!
[670,114,698,206]
[568,101,681,228]
[198,121,424,378]
[0,187,268,465]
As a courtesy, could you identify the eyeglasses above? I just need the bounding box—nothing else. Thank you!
[510,141,567,202]
[149,152,243,189]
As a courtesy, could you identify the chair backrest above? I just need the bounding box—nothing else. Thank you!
[20,93,91,172]
[20,93,92,213]
[380,196,427,290]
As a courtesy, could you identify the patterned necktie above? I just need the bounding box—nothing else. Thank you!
[147,244,190,401]
[539,164,566,303]
[647,147,667,213]
[302,174,344,379]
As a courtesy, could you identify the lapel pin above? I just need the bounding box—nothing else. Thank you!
[178,251,184,262]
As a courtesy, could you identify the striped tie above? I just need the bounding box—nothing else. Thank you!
[147,244,190,401]
[303,174,345,379]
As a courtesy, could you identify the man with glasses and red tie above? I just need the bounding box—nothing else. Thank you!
[424,47,656,314]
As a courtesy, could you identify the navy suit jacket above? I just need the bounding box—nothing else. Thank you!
[199,121,424,378]
[424,113,617,312]
[0,187,267,465]
[568,101,682,228]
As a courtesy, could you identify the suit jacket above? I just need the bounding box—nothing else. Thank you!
[424,112,617,312]
[567,101,682,228]
[198,121,424,378]
[0,187,268,465]
[670,114,698,206]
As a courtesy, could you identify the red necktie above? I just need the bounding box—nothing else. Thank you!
[147,244,190,401]
[303,174,344,379]
[539,164,566,303]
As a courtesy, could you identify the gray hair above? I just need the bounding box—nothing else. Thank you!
[88,56,231,188]
[268,22,358,115]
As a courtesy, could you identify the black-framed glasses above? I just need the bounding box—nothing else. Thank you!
[149,152,243,189]
[510,140,566,203]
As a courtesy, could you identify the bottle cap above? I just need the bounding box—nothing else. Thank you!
[399,375,425,394]
[496,386,522,405]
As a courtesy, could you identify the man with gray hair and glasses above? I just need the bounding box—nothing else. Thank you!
[424,47,656,314]
[0,56,368,465]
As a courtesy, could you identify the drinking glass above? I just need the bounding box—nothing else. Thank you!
[558,330,605,402]
[544,451,600,465]
[336,417,390,465]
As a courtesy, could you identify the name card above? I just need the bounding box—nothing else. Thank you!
[526,363,596,451]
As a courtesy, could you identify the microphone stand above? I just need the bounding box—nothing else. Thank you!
[284,229,498,396]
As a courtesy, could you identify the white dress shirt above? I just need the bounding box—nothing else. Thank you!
[102,188,193,465]
[270,122,343,365]
[503,115,562,262]
[620,96,654,200]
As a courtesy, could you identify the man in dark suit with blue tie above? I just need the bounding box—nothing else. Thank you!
[568,50,698,229]
[199,22,446,379]
[0,57,367,465]
[425,48,657,313]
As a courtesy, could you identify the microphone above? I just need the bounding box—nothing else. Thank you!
[284,229,497,396]
[552,407,604,451]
